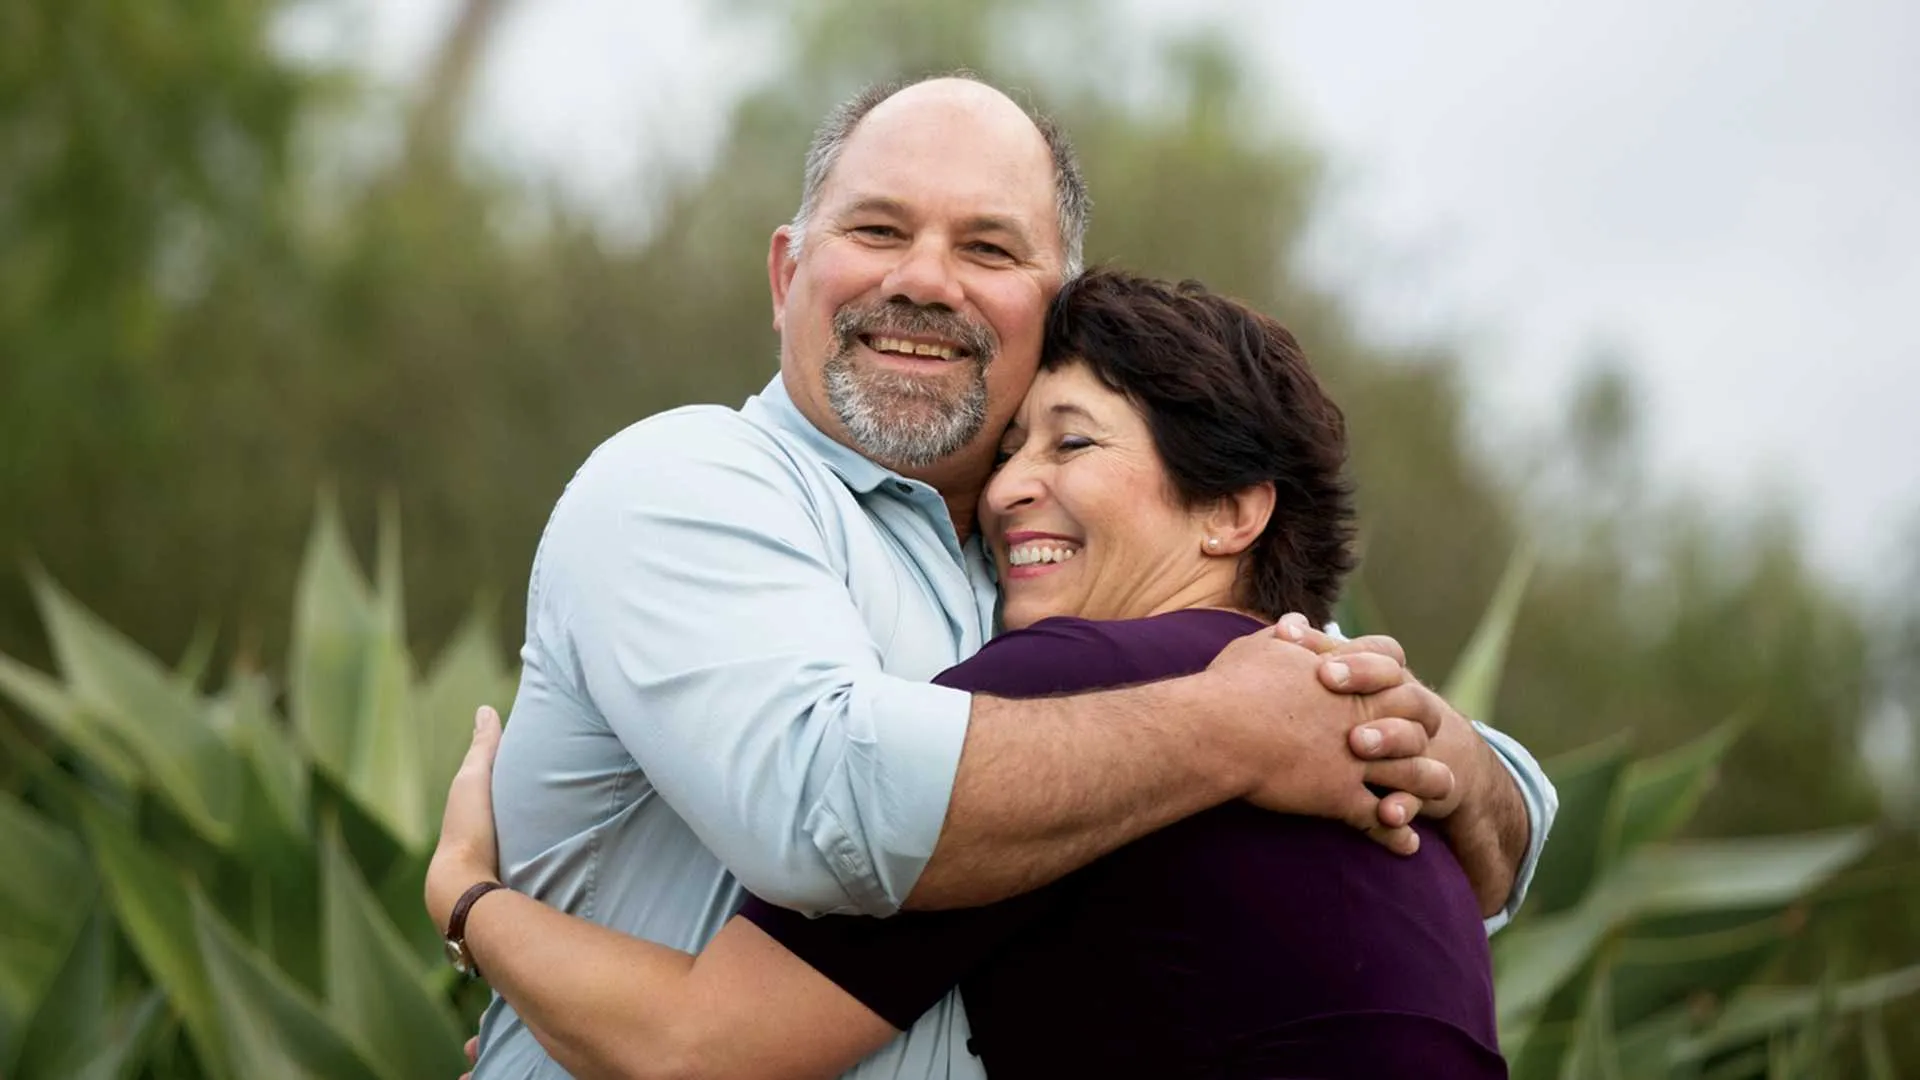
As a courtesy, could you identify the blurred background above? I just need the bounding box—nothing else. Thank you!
[2,0,1917,1075]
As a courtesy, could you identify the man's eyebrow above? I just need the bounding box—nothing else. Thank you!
[961,214,1035,242]
[832,196,1035,245]
[835,195,910,219]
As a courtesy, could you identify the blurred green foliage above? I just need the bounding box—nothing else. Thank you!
[0,506,513,1077]
[2,0,1915,1072]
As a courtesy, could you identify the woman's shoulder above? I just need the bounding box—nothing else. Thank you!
[934,609,1266,698]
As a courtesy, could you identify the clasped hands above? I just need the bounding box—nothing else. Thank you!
[1207,613,1485,857]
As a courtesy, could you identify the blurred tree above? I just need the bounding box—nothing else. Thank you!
[0,0,314,667]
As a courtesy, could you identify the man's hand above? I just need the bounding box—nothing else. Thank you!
[1277,614,1529,916]
[1202,626,1455,856]
[426,706,507,933]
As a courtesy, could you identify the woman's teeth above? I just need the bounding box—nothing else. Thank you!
[1008,544,1079,567]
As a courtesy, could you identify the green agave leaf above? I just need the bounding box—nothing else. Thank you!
[211,672,311,852]
[173,620,219,693]
[375,851,445,964]
[192,891,384,1080]
[29,574,242,848]
[1494,830,1871,1034]
[1609,1008,1697,1080]
[320,819,467,1080]
[290,499,429,852]
[1500,942,1601,1080]
[291,496,372,784]
[1527,734,1634,917]
[1495,901,1614,1035]
[1607,910,1797,1032]
[0,791,96,1070]
[1860,1007,1898,1080]
[1592,830,1874,918]
[1561,965,1625,1080]
[415,607,517,808]
[0,651,140,785]
[1605,717,1744,867]
[1441,540,1536,726]
[74,795,228,1080]
[53,989,168,1080]
[15,910,169,1080]
[1673,964,1920,1066]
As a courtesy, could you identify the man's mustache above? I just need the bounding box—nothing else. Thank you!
[832,301,997,366]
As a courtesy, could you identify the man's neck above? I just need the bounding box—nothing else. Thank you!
[895,454,991,544]
[940,489,980,543]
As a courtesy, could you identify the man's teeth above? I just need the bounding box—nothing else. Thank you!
[870,336,958,361]
[1008,544,1079,567]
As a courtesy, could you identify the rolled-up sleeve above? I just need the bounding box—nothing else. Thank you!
[541,412,970,917]
[1472,721,1558,934]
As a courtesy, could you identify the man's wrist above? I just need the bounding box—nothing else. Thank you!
[1173,671,1266,799]
[1442,735,1526,916]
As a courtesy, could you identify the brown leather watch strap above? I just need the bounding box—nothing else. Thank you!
[444,881,508,978]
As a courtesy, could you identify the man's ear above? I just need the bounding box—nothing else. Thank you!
[1202,481,1277,556]
[768,226,799,333]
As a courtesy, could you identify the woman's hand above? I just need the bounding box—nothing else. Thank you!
[426,706,507,933]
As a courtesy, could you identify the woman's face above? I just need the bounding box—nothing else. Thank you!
[980,362,1235,630]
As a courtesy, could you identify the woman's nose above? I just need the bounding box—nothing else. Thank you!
[984,456,1045,515]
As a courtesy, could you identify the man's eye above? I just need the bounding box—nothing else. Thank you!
[853,225,902,239]
[969,242,1014,260]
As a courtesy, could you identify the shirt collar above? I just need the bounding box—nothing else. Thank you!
[742,374,898,495]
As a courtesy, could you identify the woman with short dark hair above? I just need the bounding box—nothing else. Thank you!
[431,268,1504,1078]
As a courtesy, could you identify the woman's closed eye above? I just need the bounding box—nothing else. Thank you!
[1056,435,1094,454]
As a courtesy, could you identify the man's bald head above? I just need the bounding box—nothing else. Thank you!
[787,73,1090,277]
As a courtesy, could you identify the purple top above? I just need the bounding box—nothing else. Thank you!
[740,609,1504,1078]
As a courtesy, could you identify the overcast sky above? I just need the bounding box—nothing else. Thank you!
[336,0,1919,592]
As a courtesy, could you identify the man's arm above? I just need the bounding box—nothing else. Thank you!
[908,636,1456,909]
[554,415,1450,916]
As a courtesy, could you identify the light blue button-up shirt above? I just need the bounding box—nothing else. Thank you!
[474,375,1556,1079]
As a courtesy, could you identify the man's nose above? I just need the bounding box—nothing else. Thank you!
[881,237,966,312]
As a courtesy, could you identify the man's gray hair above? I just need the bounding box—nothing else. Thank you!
[786,72,1090,277]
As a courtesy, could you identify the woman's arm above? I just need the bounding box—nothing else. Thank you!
[468,901,894,1080]
[428,709,896,1080]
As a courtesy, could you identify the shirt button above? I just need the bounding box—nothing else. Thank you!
[891,481,913,494]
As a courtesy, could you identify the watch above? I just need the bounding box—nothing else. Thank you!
[443,880,508,978]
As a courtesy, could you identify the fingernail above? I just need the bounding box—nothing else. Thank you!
[1355,726,1380,753]
[1280,622,1303,641]
[474,707,487,732]
[1327,660,1351,687]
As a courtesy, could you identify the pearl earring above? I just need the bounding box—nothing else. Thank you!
[1205,537,1222,552]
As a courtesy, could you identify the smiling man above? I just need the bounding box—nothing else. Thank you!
[428,74,1556,1080]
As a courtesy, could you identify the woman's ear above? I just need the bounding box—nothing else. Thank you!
[1201,482,1276,557]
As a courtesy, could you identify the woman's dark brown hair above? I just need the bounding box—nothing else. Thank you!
[1040,268,1357,626]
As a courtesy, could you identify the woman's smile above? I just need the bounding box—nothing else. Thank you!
[1003,531,1081,579]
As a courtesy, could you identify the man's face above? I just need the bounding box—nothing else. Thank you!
[769,80,1066,488]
